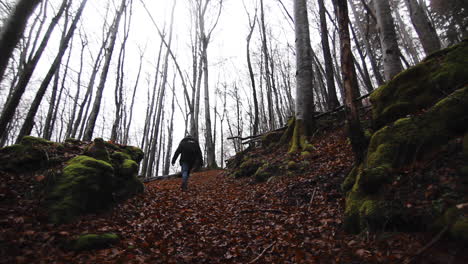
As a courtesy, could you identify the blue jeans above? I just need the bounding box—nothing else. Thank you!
[181,162,190,189]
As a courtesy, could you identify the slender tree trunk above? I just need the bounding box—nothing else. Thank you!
[348,0,384,85]
[0,0,67,141]
[16,0,88,141]
[65,34,86,139]
[123,49,143,145]
[404,0,440,55]
[83,0,126,141]
[246,9,259,136]
[373,0,403,81]
[0,0,42,83]
[43,5,72,140]
[335,0,366,163]
[259,0,275,130]
[143,0,176,177]
[290,0,315,152]
[318,0,340,110]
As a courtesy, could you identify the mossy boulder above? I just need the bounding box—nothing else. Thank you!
[84,138,110,163]
[122,146,144,163]
[253,162,278,182]
[344,66,468,233]
[286,160,299,170]
[232,158,263,178]
[0,136,57,172]
[370,39,468,129]
[111,152,144,201]
[261,131,283,148]
[72,233,119,251]
[47,155,115,224]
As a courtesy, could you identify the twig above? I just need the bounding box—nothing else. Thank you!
[308,187,317,210]
[240,209,287,214]
[402,226,449,264]
[248,241,276,263]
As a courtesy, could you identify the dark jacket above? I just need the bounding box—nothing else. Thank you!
[171,136,203,170]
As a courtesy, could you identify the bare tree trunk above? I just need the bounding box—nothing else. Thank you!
[197,0,222,168]
[83,0,126,141]
[163,78,176,175]
[394,9,420,65]
[43,4,72,140]
[335,0,366,163]
[259,0,275,130]
[16,0,88,142]
[111,1,132,143]
[348,0,384,86]
[373,0,403,81]
[245,6,259,136]
[404,0,440,55]
[65,33,87,139]
[290,0,315,152]
[123,47,143,145]
[0,0,67,141]
[143,0,176,177]
[318,0,340,110]
[0,0,41,83]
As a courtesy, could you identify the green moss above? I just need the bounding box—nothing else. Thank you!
[84,138,110,163]
[356,167,390,194]
[123,146,144,163]
[20,136,54,146]
[73,233,119,251]
[370,40,468,129]
[253,162,278,182]
[289,119,307,153]
[0,136,57,172]
[111,151,132,162]
[47,155,114,224]
[233,159,263,178]
[450,217,468,242]
[301,151,311,158]
[261,131,283,148]
[342,165,360,192]
[287,161,299,170]
[121,159,138,178]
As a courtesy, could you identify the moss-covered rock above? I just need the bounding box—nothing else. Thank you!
[0,136,57,172]
[84,138,110,163]
[47,155,115,224]
[111,153,144,201]
[344,79,468,233]
[232,158,263,178]
[253,162,278,182]
[370,39,468,129]
[286,160,299,171]
[261,131,283,148]
[122,146,144,163]
[72,233,119,251]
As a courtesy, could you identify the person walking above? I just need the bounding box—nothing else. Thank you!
[171,135,203,190]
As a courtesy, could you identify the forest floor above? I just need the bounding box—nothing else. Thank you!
[1,130,468,263]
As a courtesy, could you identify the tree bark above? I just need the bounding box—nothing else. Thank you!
[373,0,403,81]
[246,7,259,136]
[335,0,367,163]
[0,0,42,83]
[404,0,440,55]
[83,0,126,141]
[290,0,315,152]
[16,0,88,142]
[0,0,67,141]
[318,0,340,110]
